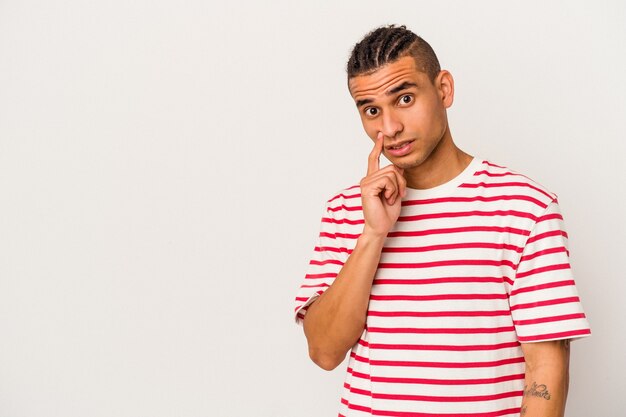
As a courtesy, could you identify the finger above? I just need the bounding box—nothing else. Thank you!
[365,167,400,187]
[392,166,407,198]
[384,168,405,205]
[383,178,397,201]
[370,166,405,201]
[361,171,398,203]
[367,132,384,176]
[370,170,400,205]
[388,172,402,205]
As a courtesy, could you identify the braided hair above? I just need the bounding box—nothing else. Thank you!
[347,24,441,84]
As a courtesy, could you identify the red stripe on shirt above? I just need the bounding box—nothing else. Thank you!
[348,367,526,386]
[367,309,512,318]
[388,226,530,238]
[351,352,526,368]
[401,195,546,209]
[510,279,576,296]
[517,328,591,342]
[515,263,570,279]
[509,296,581,311]
[369,293,509,301]
[459,181,554,200]
[399,210,538,222]
[379,259,517,269]
[373,276,512,286]
[366,326,516,335]
[361,340,521,351]
[513,313,586,326]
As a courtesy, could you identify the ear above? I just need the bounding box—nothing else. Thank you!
[436,70,454,108]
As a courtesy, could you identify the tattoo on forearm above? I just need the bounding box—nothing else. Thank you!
[520,404,528,416]
[524,382,551,400]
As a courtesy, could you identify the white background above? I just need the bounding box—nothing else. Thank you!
[0,1,624,416]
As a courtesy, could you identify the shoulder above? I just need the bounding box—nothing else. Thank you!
[471,158,559,208]
[321,183,365,231]
[325,183,362,211]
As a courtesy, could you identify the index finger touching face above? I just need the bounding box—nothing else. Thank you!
[367,132,384,175]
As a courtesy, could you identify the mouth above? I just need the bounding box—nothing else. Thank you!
[386,139,414,150]
[385,139,415,157]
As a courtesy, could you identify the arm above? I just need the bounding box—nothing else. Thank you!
[519,339,571,417]
[303,231,385,370]
[303,132,406,370]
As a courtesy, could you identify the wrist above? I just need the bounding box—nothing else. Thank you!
[359,227,388,244]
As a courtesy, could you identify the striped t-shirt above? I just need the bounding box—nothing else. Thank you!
[293,157,591,417]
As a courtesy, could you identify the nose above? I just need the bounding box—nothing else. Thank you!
[380,109,403,139]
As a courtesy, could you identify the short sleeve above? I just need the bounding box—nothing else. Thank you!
[509,199,591,343]
[293,201,350,326]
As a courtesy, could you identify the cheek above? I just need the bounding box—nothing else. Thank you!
[409,102,444,132]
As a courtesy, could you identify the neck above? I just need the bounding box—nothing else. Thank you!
[403,126,473,190]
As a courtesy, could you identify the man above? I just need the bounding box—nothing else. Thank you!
[294,24,590,417]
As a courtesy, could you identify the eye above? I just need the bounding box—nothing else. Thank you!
[399,94,413,105]
[364,107,379,117]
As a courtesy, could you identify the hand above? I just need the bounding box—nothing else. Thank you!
[359,132,407,238]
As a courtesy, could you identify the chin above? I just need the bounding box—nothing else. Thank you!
[391,155,425,170]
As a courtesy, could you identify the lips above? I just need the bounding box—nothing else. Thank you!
[387,140,414,150]
[386,139,414,157]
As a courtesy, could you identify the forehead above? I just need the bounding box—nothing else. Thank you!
[348,56,427,99]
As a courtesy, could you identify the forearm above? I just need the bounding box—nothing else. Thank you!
[303,231,386,370]
[303,135,406,371]
[520,340,570,417]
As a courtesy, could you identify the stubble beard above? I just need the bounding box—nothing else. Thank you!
[389,137,440,171]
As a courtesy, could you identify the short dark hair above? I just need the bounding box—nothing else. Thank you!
[346,24,441,84]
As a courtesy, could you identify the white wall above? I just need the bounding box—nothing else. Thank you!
[0,1,623,416]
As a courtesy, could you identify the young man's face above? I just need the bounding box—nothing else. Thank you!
[348,55,453,170]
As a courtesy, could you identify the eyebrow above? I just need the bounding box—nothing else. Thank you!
[355,81,419,108]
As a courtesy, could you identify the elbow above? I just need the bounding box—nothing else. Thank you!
[308,347,345,371]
